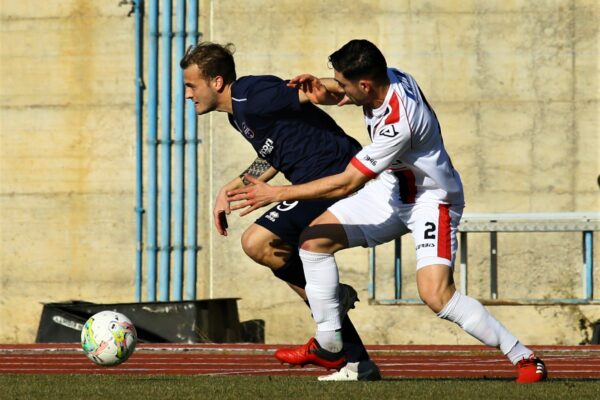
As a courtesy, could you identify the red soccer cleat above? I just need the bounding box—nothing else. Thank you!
[274,337,347,370]
[516,355,547,383]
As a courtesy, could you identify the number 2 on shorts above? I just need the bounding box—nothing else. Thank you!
[424,222,436,239]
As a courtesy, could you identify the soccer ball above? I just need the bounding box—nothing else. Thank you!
[81,310,137,366]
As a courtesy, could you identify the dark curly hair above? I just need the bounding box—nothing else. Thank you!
[328,39,388,84]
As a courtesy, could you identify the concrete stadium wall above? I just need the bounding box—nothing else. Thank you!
[1,0,598,346]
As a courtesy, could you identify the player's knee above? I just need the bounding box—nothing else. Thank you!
[298,228,337,253]
[418,288,447,314]
[417,265,455,313]
[240,229,268,264]
[424,298,445,314]
[298,236,330,253]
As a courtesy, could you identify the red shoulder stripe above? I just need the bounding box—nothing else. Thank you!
[384,92,401,125]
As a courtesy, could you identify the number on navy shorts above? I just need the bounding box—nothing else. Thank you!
[276,201,299,212]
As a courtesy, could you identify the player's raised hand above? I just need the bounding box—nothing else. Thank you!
[288,74,318,88]
[227,175,280,216]
[288,74,344,105]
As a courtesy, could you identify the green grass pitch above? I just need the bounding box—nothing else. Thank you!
[2,375,600,400]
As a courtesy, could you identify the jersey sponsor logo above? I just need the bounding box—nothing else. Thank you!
[259,138,274,157]
[241,122,255,138]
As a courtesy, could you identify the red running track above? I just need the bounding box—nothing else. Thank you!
[1,344,600,379]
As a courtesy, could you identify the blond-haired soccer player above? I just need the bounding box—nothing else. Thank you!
[181,42,381,381]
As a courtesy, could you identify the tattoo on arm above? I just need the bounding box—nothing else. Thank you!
[239,157,271,185]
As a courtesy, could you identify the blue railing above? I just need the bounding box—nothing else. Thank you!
[369,212,600,305]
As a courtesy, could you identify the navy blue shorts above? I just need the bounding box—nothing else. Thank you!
[254,199,338,247]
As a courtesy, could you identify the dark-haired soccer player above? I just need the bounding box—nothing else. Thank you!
[181,42,381,381]
[228,39,547,383]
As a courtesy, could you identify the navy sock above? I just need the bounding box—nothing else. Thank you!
[340,315,370,362]
[302,299,369,363]
[271,253,306,288]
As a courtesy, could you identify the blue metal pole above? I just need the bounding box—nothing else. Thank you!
[159,0,173,302]
[134,0,145,303]
[394,238,402,299]
[584,231,593,300]
[368,248,376,300]
[185,0,199,300]
[146,0,159,302]
[172,0,186,301]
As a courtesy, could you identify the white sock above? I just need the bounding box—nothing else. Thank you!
[506,341,534,365]
[299,248,342,352]
[437,291,526,358]
[316,330,343,353]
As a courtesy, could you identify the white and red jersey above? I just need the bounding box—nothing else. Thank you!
[350,68,464,205]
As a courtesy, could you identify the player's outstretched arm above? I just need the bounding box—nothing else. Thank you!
[227,162,371,216]
[288,74,346,106]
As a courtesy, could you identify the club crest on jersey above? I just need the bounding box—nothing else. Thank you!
[259,138,274,157]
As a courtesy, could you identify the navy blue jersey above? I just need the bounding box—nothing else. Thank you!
[228,75,361,184]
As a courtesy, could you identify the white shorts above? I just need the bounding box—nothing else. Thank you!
[328,179,464,269]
